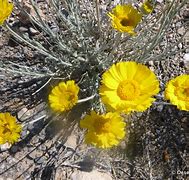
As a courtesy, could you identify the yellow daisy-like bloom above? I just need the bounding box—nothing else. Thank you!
[0,0,13,25]
[108,4,142,35]
[165,75,189,111]
[141,0,153,14]
[100,61,160,113]
[0,112,22,144]
[48,80,79,112]
[80,111,126,149]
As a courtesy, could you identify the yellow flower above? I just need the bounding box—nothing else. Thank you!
[100,61,160,113]
[0,112,22,144]
[165,74,189,111]
[0,0,13,25]
[80,111,126,149]
[48,80,79,112]
[141,0,153,14]
[108,4,142,35]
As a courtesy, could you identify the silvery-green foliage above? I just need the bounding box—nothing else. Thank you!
[5,0,187,78]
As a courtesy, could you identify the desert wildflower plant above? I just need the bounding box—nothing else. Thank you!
[0,0,13,25]
[0,112,22,144]
[165,75,189,111]
[100,61,160,113]
[80,111,126,148]
[0,0,188,178]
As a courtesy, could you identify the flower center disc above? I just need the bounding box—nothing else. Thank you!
[120,18,129,26]
[94,118,110,134]
[184,88,189,96]
[176,88,189,101]
[2,123,11,134]
[59,91,74,104]
[176,87,189,101]
[117,80,140,100]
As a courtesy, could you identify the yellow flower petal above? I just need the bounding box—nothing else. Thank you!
[165,74,189,111]
[48,80,79,112]
[100,61,159,113]
[0,112,22,145]
[0,0,13,25]
[108,4,142,35]
[80,111,126,149]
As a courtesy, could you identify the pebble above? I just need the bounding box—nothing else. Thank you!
[17,107,28,119]
[0,143,11,152]
[64,135,77,149]
[29,27,39,35]
[176,22,182,28]
[183,53,189,60]
[183,53,189,64]
[51,25,59,33]
[19,27,28,32]
[177,27,185,36]
[156,104,164,112]
[157,0,164,3]
[178,43,182,49]
[148,61,154,66]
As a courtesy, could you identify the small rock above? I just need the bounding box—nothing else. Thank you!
[148,61,154,66]
[0,143,11,152]
[177,27,185,36]
[17,107,35,120]
[18,107,28,119]
[156,104,164,112]
[51,25,59,33]
[29,27,39,35]
[178,43,182,49]
[73,51,77,57]
[156,0,163,3]
[175,22,182,28]
[183,53,189,63]
[19,27,28,32]
[149,66,155,71]
[183,53,189,71]
[65,135,77,149]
